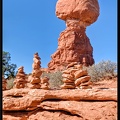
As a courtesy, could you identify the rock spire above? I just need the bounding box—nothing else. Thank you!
[48,0,99,71]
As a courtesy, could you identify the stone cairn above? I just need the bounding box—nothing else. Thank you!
[41,76,49,90]
[14,66,27,89]
[74,67,92,89]
[60,62,92,89]
[48,0,99,71]
[29,53,42,89]
[60,62,78,89]
[2,75,7,91]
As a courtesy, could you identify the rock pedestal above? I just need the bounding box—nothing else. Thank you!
[48,0,99,71]
[29,53,42,89]
[14,66,27,89]
[41,76,49,90]
[2,76,7,91]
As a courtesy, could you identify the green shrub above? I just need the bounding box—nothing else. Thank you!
[41,71,63,89]
[6,78,14,90]
[86,60,117,82]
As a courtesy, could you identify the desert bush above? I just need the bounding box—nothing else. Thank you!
[6,78,14,90]
[86,60,117,82]
[41,71,63,89]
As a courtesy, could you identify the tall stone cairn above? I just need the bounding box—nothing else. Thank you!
[29,53,42,89]
[2,75,7,91]
[14,66,27,89]
[48,0,100,71]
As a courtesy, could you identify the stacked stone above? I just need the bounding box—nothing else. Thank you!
[60,62,78,89]
[14,66,27,89]
[29,53,42,89]
[41,76,49,90]
[74,68,92,89]
[60,62,92,89]
[2,76,7,91]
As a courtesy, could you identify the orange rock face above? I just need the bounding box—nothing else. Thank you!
[3,82,117,120]
[48,0,100,71]
[56,0,99,26]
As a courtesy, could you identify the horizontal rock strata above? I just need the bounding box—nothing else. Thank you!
[3,88,117,120]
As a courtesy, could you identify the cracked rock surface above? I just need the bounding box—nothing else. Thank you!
[3,78,117,120]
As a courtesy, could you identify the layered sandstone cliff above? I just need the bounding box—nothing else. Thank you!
[48,0,99,71]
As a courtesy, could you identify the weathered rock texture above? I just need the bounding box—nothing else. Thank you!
[41,76,50,90]
[28,53,42,89]
[2,76,7,91]
[13,66,27,89]
[48,0,100,71]
[3,84,117,120]
[61,62,92,89]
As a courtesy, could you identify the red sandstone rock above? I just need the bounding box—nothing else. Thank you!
[74,69,88,79]
[30,77,41,84]
[60,84,76,89]
[75,75,91,86]
[48,0,99,71]
[66,62,78,68]
[61,70,75,89]
[62,68,78,75]
[62,74,74,80]
[2,88,117,111]
[62,78,75,83]
[80,80,92,86]
[13,66,27,89]
[29,84,41,89]
[74,64,83,69]
[2,82,117,119]
[56,0,99,26]
[61,64,92,89]
[2,78,117,120]
[41,77,49,90]
[28,53,42,89]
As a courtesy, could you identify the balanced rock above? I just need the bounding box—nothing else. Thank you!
[41,76,49,90]
[13,66,27,89]
[48,0,100,71]
[56,0,99,26]
[28,53,42,89]
[2,76,7,91]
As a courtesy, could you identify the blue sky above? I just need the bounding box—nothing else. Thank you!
[3,0,117,74]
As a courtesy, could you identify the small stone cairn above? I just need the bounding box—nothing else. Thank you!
[60,62,92,89]
[29,52,42,89]
[2,75,7,91]
[41,76,49,90]
[14,66,27,89]
[60,62,78,89]
[74,65,92,89]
